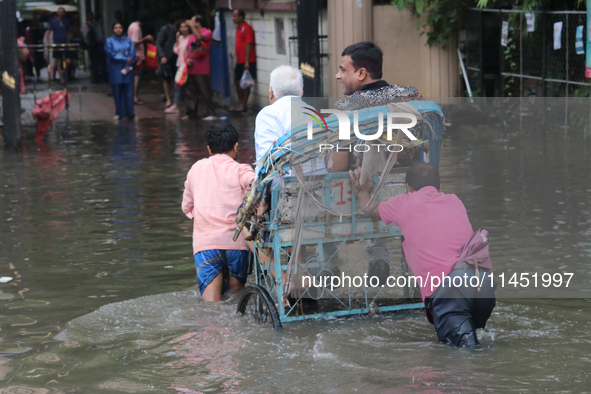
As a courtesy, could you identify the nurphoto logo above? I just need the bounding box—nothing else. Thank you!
[303,109,419,153]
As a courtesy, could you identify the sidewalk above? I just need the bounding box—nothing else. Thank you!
[18,87,178,126]
[17,77,184,126]
[2,69,240,128]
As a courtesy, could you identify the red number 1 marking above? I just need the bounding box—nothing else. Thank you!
[334,181,352,206]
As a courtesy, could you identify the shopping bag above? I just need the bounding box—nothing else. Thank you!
[189,40,209,58]
[175,62,188,86]
[145,43,158,70]
[239,69,254,89]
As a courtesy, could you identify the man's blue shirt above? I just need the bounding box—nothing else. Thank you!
[50,17,70,44]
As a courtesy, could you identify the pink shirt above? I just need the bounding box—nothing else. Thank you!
[186,28,212,75]
[174,34,190,67]
[378,186,473,297]
[127,22,144,60]
[182,154,255,254]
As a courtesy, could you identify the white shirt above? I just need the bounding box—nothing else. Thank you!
[254,95,327,175]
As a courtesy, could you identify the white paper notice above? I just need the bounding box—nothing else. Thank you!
[576,25,585,55]
[554,21,563,50]
[525,12,535,32]
[259,22,263,42]
[501,21,509,47]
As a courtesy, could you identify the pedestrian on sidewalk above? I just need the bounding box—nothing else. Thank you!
[157,11,183,110]
[183,15,217,120]
[127,11,154,105]
[230,9,256,112]
[82,11,97,82]
[49,7,71,83]
[30,16,46,81]
[105,22,136,120]
[166,21,191,114]
[93,15,107,83]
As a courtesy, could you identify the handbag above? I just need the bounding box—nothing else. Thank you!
[189,40,208,59]
[175,61,188,86]
[156,62,174,79]
[145,43,158,70]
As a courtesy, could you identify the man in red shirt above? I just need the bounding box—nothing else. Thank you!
[184,15,218,120]
[230,9,256,112]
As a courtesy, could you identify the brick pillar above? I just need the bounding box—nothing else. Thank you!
[327,0,373,99]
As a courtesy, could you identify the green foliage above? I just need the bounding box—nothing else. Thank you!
[502,13,519,97]
[391,0,467,47]
[574,86,590,98]
[391,0,587,47]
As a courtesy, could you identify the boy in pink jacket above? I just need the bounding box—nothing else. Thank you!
[182,123,255,301]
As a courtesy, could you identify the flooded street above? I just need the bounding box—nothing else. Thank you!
[1,116,591,393]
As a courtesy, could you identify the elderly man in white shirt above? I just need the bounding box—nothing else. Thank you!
[252,66,348,301]
[254,65,347,175]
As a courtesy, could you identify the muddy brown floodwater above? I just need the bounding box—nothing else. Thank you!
[1,115,590,393]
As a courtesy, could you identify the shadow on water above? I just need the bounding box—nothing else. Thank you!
[0,118,591,392]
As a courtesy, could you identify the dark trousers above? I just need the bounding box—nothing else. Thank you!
[111,82,134,119]
[424,268,496,348]
[185,74,216,117]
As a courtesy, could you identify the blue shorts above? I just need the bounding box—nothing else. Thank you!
[194,249,249,295]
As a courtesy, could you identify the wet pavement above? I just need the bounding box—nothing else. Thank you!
[0,114,591,393]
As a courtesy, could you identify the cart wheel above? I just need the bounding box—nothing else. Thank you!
[237,284,282,329]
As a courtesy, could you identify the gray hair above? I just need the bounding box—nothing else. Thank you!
[269,65,303,99]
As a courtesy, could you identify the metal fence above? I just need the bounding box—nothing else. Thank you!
[464,8,590,98]
[1,44,83,130]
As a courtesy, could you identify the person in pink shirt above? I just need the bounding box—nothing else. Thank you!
[165,21,191,114]
[183,15,217,120]
[349,162,496,347]
[127,11,154,105]
[182,123,255,301]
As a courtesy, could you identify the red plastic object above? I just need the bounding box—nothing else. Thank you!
[32,90,71,132]
[145,44,158,70]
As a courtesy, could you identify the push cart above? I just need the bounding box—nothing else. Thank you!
[236,103,445,328]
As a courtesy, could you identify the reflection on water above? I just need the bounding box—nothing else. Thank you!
[1,118,591,392]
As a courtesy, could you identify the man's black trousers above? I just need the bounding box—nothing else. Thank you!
[424,267,496,348]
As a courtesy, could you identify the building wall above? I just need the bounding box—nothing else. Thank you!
[371,6,459,98]
[327,0,373,99]
[223,8,329,109]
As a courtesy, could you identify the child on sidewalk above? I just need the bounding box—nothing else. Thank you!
[181,123,255,301]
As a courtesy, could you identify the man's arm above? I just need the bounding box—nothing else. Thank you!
[129,24,152,46]
[244,24,254,68]
[156,26,166,62]
[181,176,194,219]
[254,110,281,164]
[244,43,251,69]
[128,38,136,65]
[188,19,203,41]
[239,165,256,192]
[349,169,381,220]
